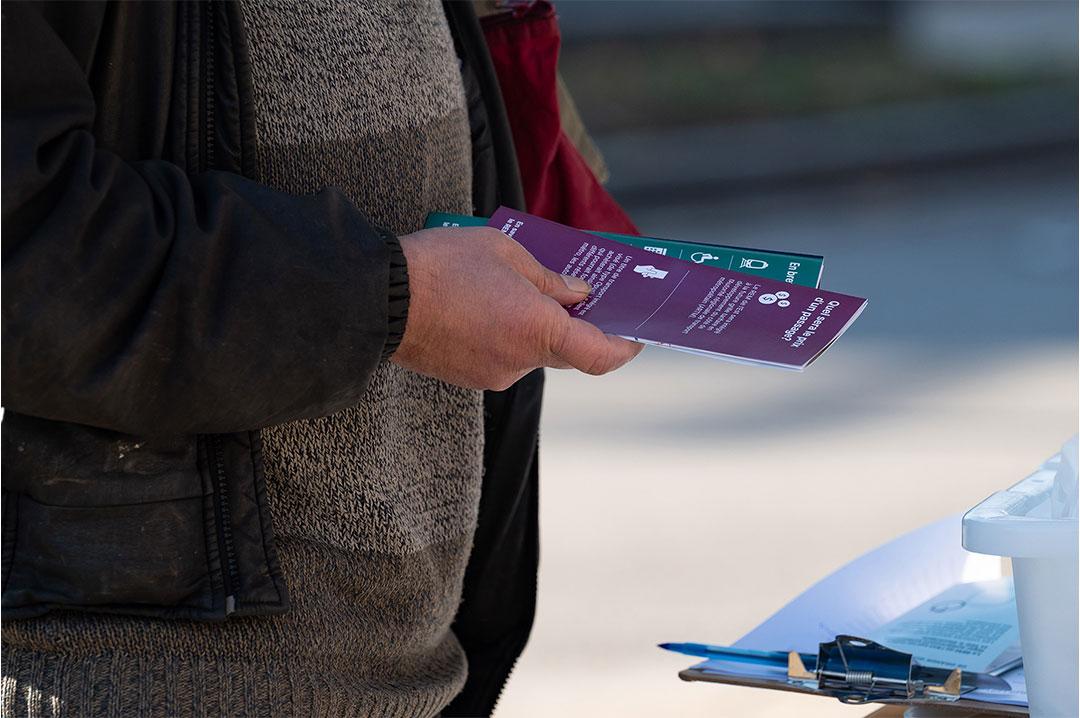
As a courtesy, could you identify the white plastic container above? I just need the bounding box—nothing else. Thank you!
[963,437,1079,718]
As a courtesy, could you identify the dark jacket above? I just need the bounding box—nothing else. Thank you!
[1,2,537,714]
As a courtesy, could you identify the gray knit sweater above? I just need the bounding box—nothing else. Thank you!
[1,2,483,715]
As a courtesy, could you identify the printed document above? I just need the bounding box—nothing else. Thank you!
[489,207,867,370]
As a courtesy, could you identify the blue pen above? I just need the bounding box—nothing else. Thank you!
[658,642,816,670]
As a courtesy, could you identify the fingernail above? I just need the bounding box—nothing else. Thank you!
[562,275,592,294]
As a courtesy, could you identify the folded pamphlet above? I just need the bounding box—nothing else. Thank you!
[487,207,867,371]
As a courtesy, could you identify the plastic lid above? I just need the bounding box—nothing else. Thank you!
[963,454,1079,559]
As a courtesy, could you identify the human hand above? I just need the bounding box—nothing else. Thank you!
[391,226,643,390]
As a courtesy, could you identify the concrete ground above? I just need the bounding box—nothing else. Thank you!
[495,153,1077,717]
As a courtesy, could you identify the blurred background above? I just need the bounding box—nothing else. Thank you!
[495,2,1078,716]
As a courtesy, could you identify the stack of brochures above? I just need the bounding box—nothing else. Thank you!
[426,209,866,371]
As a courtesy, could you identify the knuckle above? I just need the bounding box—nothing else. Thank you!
[489,370,518,392]
[536,268,559,293]
[482,227,514,250]
[543,314,569,357]
[582,352,611,376]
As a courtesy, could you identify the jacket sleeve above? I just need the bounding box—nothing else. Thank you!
[1,3,407,435]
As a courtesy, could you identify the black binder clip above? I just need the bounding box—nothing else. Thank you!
[785,635,1005,705]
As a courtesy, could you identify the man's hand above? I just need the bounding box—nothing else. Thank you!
[391,226,643,390]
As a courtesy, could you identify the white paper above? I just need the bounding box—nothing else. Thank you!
[868,577,1018,673]
[693,515,1027,707]
[733,515,1002,654]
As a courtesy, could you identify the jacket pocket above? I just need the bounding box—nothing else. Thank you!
[3,494,213,614]
[1,412,287,621]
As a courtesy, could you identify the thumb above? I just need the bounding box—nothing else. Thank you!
[511,245,592,305]
[505,238,592,306]
[548,315,643,375]
[537,267,593,306]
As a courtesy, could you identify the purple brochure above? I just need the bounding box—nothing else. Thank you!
[489,207,867,371]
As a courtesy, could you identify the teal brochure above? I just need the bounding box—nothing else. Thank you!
[424,212,824,288]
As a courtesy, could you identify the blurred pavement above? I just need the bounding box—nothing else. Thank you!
[495,152,1077,717]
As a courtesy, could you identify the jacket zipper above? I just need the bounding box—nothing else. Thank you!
[201,1,236,616]
[200,1,217,173]
[207,434,238,615]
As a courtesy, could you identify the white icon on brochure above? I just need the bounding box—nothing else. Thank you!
[633,265,669,279]
[690,251,721,264]
[643,246,668,256]
[760,292,791,307]
[740,258,769,270]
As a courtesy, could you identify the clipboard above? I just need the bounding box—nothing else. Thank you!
[671,515,1029,715]
[678,666,1026,716]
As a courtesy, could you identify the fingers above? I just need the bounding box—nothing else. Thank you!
[502,237,592,306]
[548,315,644,375]
[545,270,593,307]
[489,230,638,376]
[529,262,591,306]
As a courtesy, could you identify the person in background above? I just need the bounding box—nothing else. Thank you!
[0,2,641,716]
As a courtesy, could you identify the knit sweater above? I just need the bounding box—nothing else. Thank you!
[1,2,483,715]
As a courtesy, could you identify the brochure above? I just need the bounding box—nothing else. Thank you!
[425,211,824,288]
[488,207,867,371]
[868,577,1021,674]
